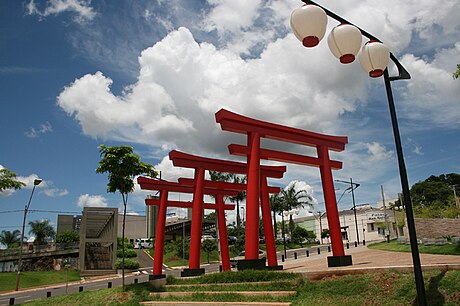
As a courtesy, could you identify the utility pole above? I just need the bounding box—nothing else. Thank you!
[450,185,459,207]
[381,185,390,241]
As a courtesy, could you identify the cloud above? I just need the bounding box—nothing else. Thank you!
[42,188,69,197]
[366,142,394,161]
[25,121,53,138]
[77,194,108,208]
[26,0,96,24]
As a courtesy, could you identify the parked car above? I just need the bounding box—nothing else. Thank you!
[201,235,216,243]
[134,238,153,249]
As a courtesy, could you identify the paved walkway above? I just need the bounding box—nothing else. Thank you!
[280,244,460,279]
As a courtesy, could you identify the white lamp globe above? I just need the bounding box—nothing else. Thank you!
[358,40,390,78]
[327,24,362,64]
[290,5,327,48]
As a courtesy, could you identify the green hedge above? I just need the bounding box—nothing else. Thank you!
[115,258,140,270]
[116,248,137,258]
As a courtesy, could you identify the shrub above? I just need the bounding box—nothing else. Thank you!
[115,258,140,270]
[56,230,79,244]
[117,248,137,258]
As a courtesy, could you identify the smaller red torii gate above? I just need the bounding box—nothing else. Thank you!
[138,176,238,278]
[216,108,352,267]
[169,150,286,274]
[178,177,282,269]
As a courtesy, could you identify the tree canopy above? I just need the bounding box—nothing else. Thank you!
[0,167,25,192]
[453,64,460,79]
[28,220,55,245]
[410,173,460,218]
[0,230,21,249]
[96,144,156,290]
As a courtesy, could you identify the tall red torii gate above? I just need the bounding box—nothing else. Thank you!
[169,150,286,274]
[216,108,352,267]
[137,176,239,278]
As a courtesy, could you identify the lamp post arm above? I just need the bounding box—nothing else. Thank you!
[301,0,411,81]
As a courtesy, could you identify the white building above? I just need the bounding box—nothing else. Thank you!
[295,204,404,244]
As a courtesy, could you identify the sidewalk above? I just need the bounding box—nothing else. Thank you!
[280,244,460,279]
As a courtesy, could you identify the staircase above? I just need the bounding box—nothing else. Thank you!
[139,279,298,306]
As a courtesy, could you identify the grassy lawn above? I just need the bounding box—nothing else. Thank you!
[22,270,460,305]
[368,239,460,255]
[0,270,80,292]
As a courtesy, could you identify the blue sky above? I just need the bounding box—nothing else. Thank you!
[1,0,459,238]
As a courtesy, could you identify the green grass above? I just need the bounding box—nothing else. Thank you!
[0,270,81,292]
[368,239,460,255]
[166,269,300,285]
[23,270,460,305]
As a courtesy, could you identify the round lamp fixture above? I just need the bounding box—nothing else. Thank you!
[327,24,362,64]
[290,5,327,48]
[358,40,390,78]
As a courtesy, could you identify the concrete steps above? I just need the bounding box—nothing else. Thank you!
[146,279,296,306]
[141,302,291,306]
[150,291,296,298]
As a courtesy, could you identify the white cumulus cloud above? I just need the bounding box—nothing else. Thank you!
[77,194,108,208]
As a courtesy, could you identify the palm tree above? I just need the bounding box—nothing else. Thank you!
[28,220,55,245]
[269,193,284,238]
[280,182,315,237]
[209,171,247,236]
[0,230,21,248]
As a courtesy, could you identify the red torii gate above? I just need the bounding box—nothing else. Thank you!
[137,176,239,278]
[216,108,352,267]
[169,150,286,274]
[178,177,282,269]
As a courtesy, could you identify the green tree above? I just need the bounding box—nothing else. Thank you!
[209,171,246,236]
[321,229,330,239]
[291,226,315,246]
[96,144,157,290]
[201,238,217,263]
[280,182,314,237]
[0,230,21,249]
[0,168,25,192]
[453,64,460,79]
[28,220,55,245]
[56,230,79,244]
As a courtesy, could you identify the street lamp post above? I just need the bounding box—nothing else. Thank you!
[282,209,299,258]
[291,1,426,305]
[336,179,360,245]
[15,178,42,291]
[309,211,326,244]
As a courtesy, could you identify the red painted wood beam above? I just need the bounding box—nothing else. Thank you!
[216,108,347,151]
[228,144,343,170]
[169,150,286,179]
[145,199,235,210]
[178,177,281,194]
[137,176,239,196]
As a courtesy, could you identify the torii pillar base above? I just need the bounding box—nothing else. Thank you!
[149,274,166,280]
[236,258,266,271]
[327,255,353,267]
[266,265,284,271]
[181,268,205,277]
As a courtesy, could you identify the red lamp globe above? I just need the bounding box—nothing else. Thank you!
[358,40,390,78]
[290,5,327,48]
[327,24,362,64]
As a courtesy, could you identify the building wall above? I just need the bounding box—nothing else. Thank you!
[405,218,460,239]
[117,214,147,244]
